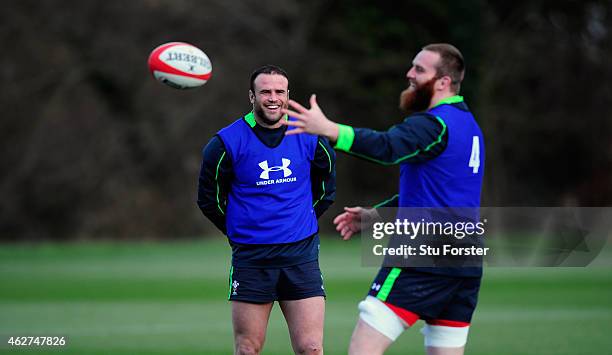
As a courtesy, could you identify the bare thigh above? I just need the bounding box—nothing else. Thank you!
[232,301,274,355]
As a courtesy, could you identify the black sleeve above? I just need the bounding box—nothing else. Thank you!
[197,135,233,234]
[349,113,448,165]
[311,137,336,218]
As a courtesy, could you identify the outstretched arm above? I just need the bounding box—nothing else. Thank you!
[282,95,448,165]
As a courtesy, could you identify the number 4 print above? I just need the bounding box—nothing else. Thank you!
[469,136,480,174]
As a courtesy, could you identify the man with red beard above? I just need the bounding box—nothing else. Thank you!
[282,44,484,355]
[198,65,336,354]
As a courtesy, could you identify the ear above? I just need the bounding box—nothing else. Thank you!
[249,90,255,104]
[436,76,452,91]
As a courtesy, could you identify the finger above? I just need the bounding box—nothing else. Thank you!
[340,227,348,237]
[340,228,349,239]
[284,128,305,136]
[309,94,319,109]
[336,219,349,230]
[333,212,348,224]
[336,221,349,232]
[282,109,305,120]
[287,99,309,113]
[341,225,351,237]
[334,219,349,230]
[344,206,362,213]
[343,230,354,240]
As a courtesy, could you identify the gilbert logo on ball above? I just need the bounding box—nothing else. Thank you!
[148,42,212,89]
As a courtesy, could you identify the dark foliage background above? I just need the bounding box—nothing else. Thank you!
[1,0,610,240]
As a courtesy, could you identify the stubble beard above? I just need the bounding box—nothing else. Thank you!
[254,104,285,127]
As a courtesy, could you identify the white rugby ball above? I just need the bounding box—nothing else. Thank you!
[148,42,212,89]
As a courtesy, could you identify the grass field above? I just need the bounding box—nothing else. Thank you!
[1,237,611,354]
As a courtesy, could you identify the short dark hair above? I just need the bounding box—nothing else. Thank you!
[249,65,289,92]
[422,43,465,93]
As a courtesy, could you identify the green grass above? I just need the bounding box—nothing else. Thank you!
[1,238,611,354]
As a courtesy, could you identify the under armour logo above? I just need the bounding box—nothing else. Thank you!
[371,283,381,291]
[259,159,292,179]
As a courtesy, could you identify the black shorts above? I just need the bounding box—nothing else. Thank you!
[228,260,325,303]
[368,267,481,325]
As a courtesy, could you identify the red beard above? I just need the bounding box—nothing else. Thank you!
[399,77,436,114]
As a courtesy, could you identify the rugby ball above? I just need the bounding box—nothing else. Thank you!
[148,42,212,89]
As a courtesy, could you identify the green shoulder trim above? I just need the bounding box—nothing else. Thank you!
[373,194,399,209]
[244,111,289,128]
[244,112,256,128]
[334,124,355,151]
[344,116,447,166]
[215,152,226,215]
[433,95,463,108]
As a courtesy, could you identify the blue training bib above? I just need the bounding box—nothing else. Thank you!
[217,114,319,244]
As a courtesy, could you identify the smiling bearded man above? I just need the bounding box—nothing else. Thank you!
[281,44,485,355]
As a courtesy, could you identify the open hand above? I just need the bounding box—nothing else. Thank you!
[333,206,380,240]
[281,94,339,141]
